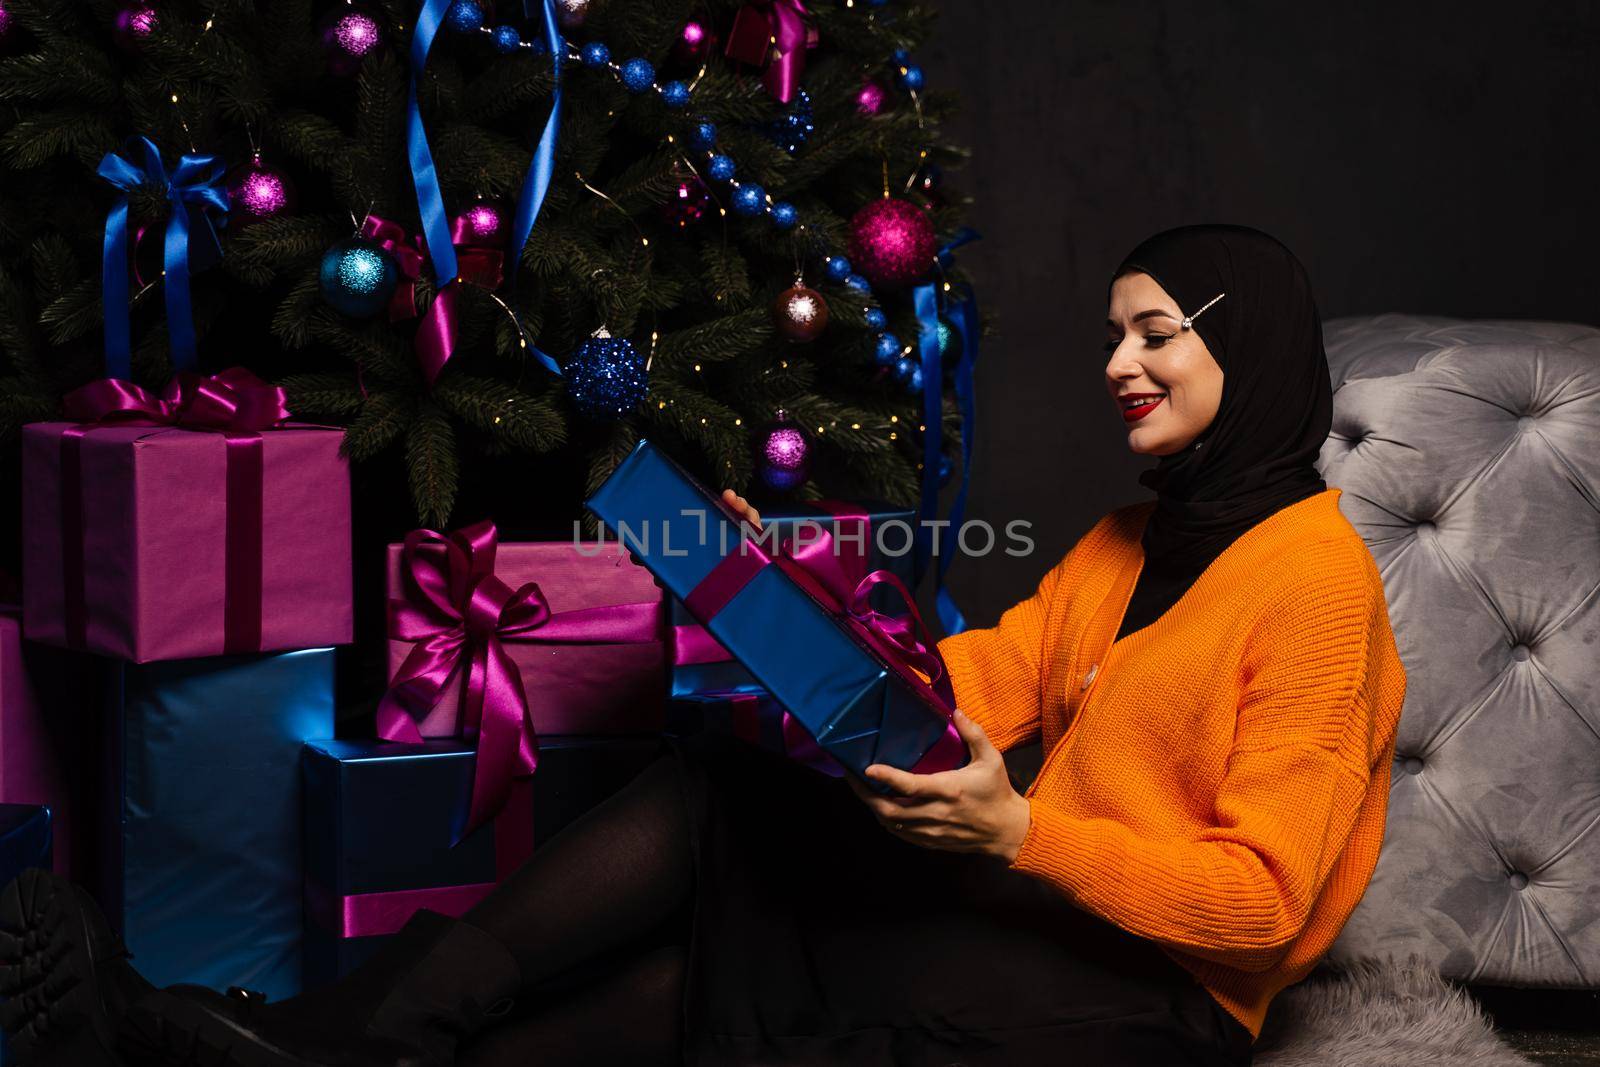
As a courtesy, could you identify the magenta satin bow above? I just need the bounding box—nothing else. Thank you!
[724,0,817,104]
[62,367,291,431]
[377,521,662,838]
[778,531,956,707]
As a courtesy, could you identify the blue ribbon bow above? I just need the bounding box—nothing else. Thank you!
[407,0,564,384]
[97,136,229,378]
[912,227,982,635]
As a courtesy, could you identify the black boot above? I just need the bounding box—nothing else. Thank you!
[120,908,521,1067]
[0,867,155,1066]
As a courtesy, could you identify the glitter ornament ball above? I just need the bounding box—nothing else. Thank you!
[731,184,765,217]
[112,2,159,51]
[226,156,295,225]
[0,1,18,51]
[452,199,509,245]
[565,333,650,420]
[659,162,712,229]
[491,25,521,53]
[554,0,591,30]
[660,80,691,108]
[318,239,399,318]
[443,0,484,33]
[672,19,714,64]
[846,197,936,289]
[320,4,384,76]
[772,284,829,343]
[756,414,811,494]
[764,88,814,154]
[855,79,888,116]
[619,57,655,93]
[874,332,902,366]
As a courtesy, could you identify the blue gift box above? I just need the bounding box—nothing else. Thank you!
[667,501,916,698]
[0,804,52,1065]
[302,735,665,988]
[587,440,966,787]
[94,648,334,1002]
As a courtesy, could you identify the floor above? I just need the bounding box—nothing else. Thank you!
[1477,988,1600,1066]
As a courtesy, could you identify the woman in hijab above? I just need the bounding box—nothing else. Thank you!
[3,226,1406,1067]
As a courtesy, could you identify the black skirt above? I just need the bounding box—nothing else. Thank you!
[666,730,1256,1067]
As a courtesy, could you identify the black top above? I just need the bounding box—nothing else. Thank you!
[1109,225,1334,642]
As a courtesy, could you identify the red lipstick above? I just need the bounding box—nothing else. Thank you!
[1119,393,1166,423]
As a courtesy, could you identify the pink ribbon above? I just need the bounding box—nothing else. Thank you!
[672,502,871,668]
[305,776,534,940]
[683,524,967,775]
[724,0,817,104]
[358,214,508,387]
[377,521,663,838]
[57,368,290,653]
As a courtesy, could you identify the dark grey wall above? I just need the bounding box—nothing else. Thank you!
[922,1,1599,627]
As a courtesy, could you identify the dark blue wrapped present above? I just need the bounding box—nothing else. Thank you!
[0,804,51,1065]
[94,648,334,1002]
[302,735,664,988]
[667,501,915,698]
[587,440,967,788]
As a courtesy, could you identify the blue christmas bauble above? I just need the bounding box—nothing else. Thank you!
[444,0,484,33]
[844,273,871,292]
[938,452,954,488]
[896,64,925,92]
[824,255,852,281]
[863,307,887,330]
[690,122,718,150]
[906,363,925,393]
[660,80,691,108]
[731,184,765,216]
[318,239,398,318]
[764,88,814,154]
[564,334,650,420]
[891,48,911,65]
[580,41,609,67]
[491,25,521,53]
[874,332,901,366]
[707,154,735,181]
[620,57,655,93]
[770,201,797,229]
[892,354,920,388]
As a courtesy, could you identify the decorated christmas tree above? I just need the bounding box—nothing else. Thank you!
[0,0,979,555]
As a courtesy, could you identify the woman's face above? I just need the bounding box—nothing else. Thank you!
[1104,271,1224,456]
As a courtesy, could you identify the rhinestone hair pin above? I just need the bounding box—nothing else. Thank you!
[1180,292,1226,330]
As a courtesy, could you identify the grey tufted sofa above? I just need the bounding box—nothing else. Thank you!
[1317,313,1600,987]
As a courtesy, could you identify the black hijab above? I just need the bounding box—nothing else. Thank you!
[1108,224,1333,642]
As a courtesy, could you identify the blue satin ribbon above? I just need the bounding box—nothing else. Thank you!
[911,227,982,635]
[509,0,564,287]
[97,137,229,378]
[407,0,565,383]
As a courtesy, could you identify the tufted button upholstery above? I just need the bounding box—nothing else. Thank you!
[1319,314,1600,987]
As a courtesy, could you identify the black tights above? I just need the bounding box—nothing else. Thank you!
[457,749,695,1066]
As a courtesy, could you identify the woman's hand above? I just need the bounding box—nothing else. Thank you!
[847,708,1033,862]
[721,489,762,532]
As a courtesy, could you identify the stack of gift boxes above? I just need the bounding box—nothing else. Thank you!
[2,420,963,1010]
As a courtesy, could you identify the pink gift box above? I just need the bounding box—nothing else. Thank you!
[0,612,71,875]
[385,541,667,737]
[21,422,353,663]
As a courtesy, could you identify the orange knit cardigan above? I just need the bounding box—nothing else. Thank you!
[936,487,1407,1040]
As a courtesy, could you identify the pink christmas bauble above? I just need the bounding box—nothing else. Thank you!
[0,1,18,52]
[320,4,383,76]
[845,197,936,289]
[226,156,296,224]
[855,79,888,116]
[660,163,712,228]
[112,2,159,52]
[452,199,510,244]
